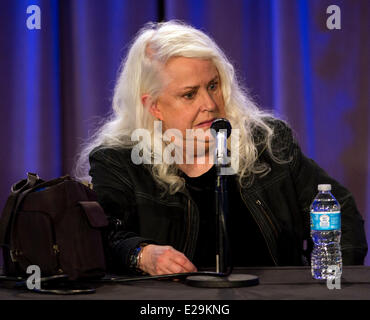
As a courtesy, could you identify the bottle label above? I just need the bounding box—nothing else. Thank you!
[311,211,341,231]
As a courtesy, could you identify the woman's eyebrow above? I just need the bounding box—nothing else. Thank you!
[182,85,199,90]
[208,75,219,82]
[181,76,219,90]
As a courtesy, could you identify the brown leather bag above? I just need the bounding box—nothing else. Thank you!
[0,173,108,281]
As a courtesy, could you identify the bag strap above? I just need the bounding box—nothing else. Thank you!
[0,173,42,247]
[0,173,70,257]
[7,175,71,254]
[0,193,18,247]
[10,172,41,195]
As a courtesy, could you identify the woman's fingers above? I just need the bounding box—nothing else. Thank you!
[139,244,197,275]
[171,253,197,273]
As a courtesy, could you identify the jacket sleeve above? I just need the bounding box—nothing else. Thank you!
[281,124,369,265]
[89,147,156,274]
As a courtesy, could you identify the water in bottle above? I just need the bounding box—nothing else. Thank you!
[310,184,342,280]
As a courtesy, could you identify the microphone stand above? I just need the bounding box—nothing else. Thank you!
[186,127,259,288]
[215,174,226,274]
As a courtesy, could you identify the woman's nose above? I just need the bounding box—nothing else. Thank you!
[198,90,217,112]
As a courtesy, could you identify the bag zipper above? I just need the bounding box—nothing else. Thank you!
[47,215,64,275]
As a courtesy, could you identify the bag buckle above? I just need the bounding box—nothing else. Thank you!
[10,249,22,262]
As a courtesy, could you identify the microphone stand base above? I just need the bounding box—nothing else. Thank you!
[185,273,259,288]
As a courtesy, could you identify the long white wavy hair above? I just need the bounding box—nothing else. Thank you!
[75,20,285,194]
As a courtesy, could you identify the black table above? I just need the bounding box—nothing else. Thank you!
[1,266,369,300]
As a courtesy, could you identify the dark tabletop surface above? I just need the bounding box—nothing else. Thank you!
[1,266,370,300]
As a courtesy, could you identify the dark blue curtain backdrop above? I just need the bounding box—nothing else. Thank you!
[0,0,369,265]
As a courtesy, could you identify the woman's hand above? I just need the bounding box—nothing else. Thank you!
[138,244,197,275]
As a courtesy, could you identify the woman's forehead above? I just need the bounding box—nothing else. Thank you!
[162,57,219,87]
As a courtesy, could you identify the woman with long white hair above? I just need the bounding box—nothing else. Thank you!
[76,20,367,275]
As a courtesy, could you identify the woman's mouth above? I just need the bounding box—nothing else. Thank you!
[195,119,216,128]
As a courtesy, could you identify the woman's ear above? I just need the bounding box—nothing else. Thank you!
[142,94,163,120]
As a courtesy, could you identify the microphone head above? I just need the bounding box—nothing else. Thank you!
[211,118,232,138]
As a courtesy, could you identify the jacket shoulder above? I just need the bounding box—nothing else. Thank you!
[89,145,133,168]
[265,117,294,137]
[254,117,296,158]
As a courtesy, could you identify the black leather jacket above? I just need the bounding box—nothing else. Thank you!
[89,120,368,272]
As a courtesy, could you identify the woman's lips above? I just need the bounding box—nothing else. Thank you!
[195,119,216,128]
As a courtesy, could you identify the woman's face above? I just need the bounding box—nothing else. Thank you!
[148,57,226,145]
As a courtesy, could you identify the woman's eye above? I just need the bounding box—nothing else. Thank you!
[208,81,218,91]
[183,91,196,99]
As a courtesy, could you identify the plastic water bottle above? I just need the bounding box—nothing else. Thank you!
[310,184,342,280]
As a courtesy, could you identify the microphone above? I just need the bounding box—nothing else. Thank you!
[211,118,232,170]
